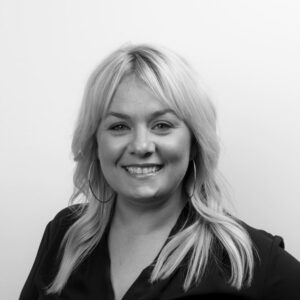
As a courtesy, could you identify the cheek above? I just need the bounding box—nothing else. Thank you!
[97,135,126,166]
[161,132,191,165]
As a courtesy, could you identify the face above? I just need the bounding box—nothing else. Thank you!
[96,75,192,205]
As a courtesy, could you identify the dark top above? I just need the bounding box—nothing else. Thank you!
[19,204,300,300]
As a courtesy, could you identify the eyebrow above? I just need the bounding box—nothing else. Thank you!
[104,109,178,120]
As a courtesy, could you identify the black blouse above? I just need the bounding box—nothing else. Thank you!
[19,205,300,300]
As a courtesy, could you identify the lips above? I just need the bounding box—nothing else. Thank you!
[122,164,163,176]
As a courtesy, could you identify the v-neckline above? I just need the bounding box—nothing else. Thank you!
[103,202,191,300]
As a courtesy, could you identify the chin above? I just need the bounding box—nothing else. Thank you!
[131,192,159,201]
[124,188,162,202]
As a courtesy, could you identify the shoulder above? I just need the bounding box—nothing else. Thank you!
[19,204,88,298]
[51,204,86,224]
[241,222,285,256]
[170,220,300,299]
[38,205,87,276]
[46,204,87,240]
[240,220,300,269]
[241,221,300,298]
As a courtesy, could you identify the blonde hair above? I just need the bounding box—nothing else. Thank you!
[46,44,256,294]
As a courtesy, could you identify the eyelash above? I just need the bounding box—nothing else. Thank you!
[109,124,129,131]
[153,122,172,130]
[109,122,173,132]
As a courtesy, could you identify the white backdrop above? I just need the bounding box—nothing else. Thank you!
[1,1,300,299]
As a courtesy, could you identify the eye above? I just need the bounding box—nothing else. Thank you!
[152,122,173,131]
[109,124,129,131]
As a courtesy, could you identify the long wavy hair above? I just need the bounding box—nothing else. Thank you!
[46,44,255,294]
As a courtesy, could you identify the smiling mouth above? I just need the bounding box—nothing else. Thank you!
[123,165,163,177]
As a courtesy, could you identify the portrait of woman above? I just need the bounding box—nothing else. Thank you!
[19,44,300,300]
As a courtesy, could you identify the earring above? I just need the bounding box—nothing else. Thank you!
[188,160,197,199]
[88,161,112,203]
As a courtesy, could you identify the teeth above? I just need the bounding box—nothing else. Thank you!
[125,166,161,175]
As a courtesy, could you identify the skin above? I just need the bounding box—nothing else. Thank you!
[96,74,193,220]
[96,74,194,299]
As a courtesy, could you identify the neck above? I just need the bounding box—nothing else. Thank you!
[111,192,187,236]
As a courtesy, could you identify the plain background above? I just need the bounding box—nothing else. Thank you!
[1,1,299,299]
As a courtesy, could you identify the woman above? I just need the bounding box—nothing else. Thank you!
[20,44,300,300]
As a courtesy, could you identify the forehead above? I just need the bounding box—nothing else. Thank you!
[107,75,170,115]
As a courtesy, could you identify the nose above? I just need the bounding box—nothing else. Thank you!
[128,128,155,157]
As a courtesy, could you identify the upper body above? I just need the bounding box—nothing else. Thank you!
[19,44,300,300]
[20,204,300,300]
